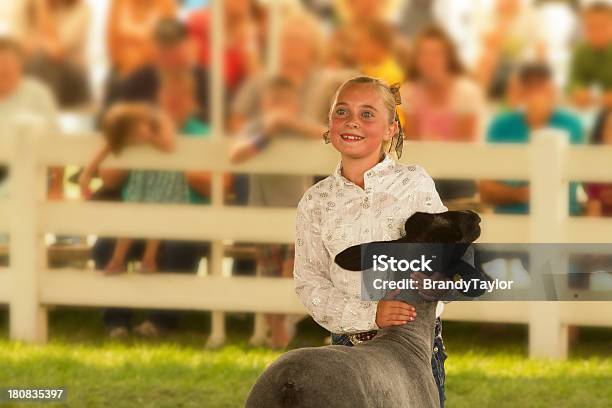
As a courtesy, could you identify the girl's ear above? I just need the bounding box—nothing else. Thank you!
[384,120,398,142]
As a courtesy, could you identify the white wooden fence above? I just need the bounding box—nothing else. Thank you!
[1,124,612,359]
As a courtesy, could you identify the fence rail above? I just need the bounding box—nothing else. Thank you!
[1,125,612,358]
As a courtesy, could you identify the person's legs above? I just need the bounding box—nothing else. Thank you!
[431,318,447,408]
[259,245,290,348]
[94,238,145,331]
[145,240,208,332]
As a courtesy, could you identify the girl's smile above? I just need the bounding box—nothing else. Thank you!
[340,132,365,141]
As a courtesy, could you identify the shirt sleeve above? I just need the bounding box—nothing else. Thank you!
[413,167,448,214]
[293,195,379,333]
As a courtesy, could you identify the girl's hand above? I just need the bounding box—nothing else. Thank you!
[375,289,417,328]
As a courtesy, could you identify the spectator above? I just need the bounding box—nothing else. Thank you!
[0,37,62,199]
[585,109,612,216]
[230,9,352,206]
[480,62,584,215]
[13,0,91,108]
[104,18,210,122]
[158,69,232,202]
[231,11,350,137]
[568,2,612,109]
[229,76,305,349]
[81,103,187,274]
[475,0,547,101]
[400,25,484,201]
[80,101,197,338]
[106,0,176,98]
[401,25,484,143]
[397,0,437,39]
[326,0,408,76]
[186,0,263,95]
[352,20,404,88]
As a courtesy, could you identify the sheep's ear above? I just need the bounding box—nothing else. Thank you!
[403,212,435,240]
[447,210,481,242]
[334,244,366,271]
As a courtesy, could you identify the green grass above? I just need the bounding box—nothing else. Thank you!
[0,307,611,407]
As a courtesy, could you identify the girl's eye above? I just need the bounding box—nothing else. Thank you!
[335,108,347,116]
[361,111,374,119]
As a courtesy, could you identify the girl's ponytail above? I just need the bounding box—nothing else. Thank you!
[388,83,404,159]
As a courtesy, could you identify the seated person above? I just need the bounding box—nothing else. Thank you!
[0,37,62,199]
[568,2,612,109]
[480,63,585,215]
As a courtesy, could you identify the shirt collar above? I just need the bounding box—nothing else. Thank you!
[333,152,396,186]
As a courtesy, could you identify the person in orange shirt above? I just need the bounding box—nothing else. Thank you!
[107,0,176,79]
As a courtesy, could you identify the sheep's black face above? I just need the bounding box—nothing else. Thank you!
[401,210,481,244]
[334,210,481,272]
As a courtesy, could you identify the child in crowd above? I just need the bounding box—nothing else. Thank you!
[480,63,584,214]
[569,2,612,109]
[229,76,308,349]
[80,102,189,274]
[586,109,612,216]
[229,76,300,163]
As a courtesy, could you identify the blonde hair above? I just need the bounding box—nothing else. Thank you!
[328,75,403,157]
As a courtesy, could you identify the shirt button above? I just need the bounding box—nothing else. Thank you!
[367,171,373,177]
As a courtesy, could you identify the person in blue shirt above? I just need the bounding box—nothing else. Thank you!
[479,62,585,215]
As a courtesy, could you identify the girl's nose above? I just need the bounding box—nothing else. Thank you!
[346,121,359,129]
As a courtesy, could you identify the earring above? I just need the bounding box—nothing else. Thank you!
[323,130,331,144]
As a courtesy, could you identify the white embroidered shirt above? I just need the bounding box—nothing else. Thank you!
[294,152,450,334]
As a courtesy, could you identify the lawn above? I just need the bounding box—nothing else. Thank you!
[0,307,611,407]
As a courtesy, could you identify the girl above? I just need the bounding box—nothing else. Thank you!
[401,25,483,201]
[401,25,483,143]
[293,76,452,407]
[80,102,189,274]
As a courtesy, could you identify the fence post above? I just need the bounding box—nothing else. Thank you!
[206,0,226,349]
[8,125,48,343]
[528,129,569,359]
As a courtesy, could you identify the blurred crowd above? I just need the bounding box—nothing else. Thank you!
[2,0,612,345]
